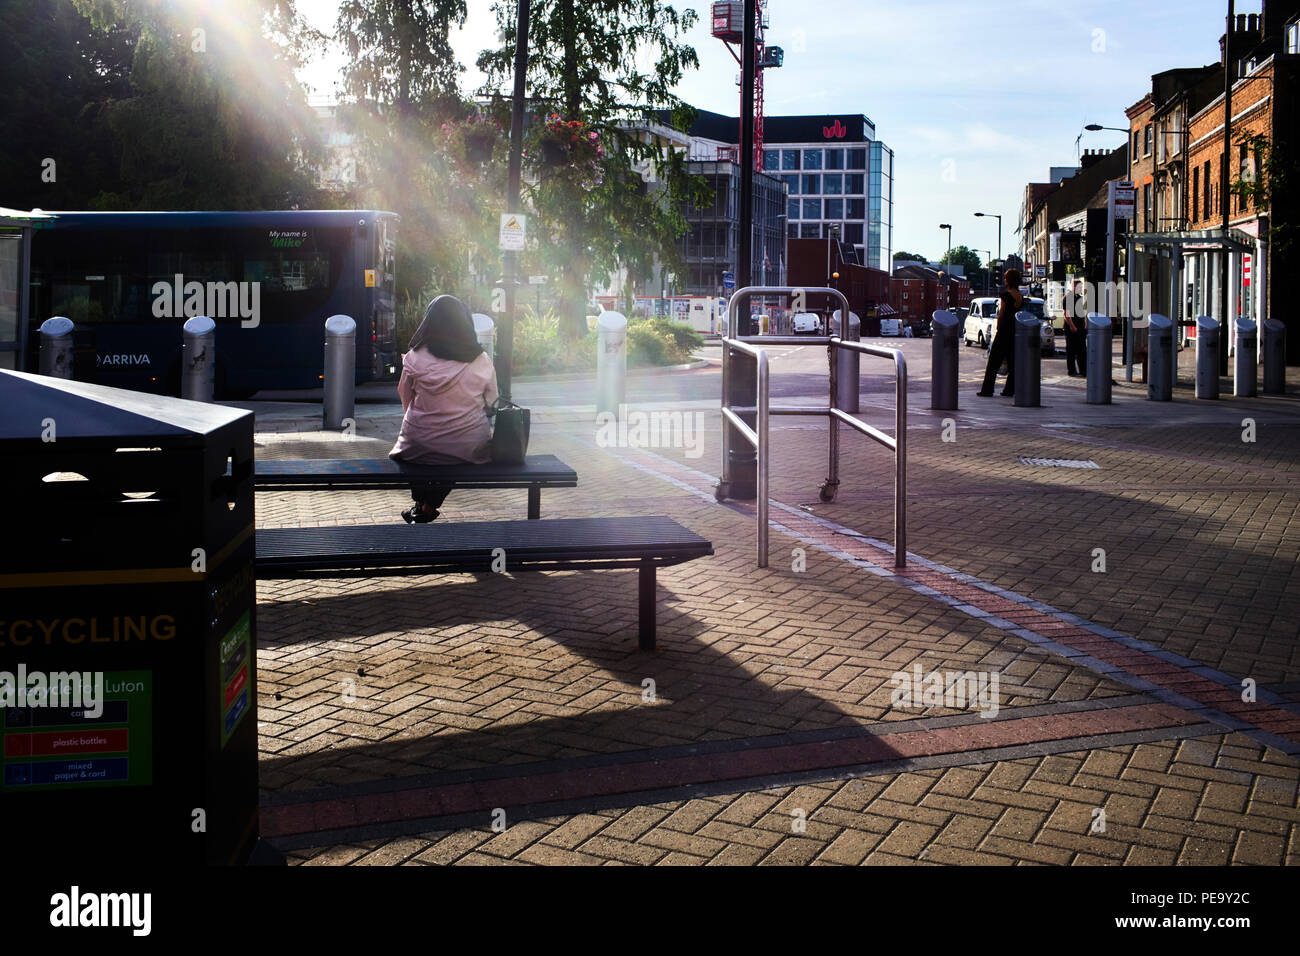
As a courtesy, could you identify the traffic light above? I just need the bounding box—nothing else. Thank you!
[991,261,1004,290]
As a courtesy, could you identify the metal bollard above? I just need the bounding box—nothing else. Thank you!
[1146,314,1173,402]
[472,312,496,361]
[1195,316,1219,400]
[1013,312,1041,407]
[323,314,356,429]
[181,315,216,402]
[38,316,75,379]
[1234,318,1257,397]
[832,310,860,413]
[1086,313,1112,405]
[930,310,959,410]
[596,311,627,417]
[1262,318,1286,395]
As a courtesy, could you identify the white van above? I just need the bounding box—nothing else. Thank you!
[793,313,823,335]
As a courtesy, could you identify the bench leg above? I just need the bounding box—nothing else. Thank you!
[528,486,540,519]
[638,561,656,651]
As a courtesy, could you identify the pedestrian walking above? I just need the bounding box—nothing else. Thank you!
[976,267,1024,398]
[1063,279,1088,376]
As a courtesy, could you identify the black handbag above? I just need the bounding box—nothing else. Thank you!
[489,400,530,464]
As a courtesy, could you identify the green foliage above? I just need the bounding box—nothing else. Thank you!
[506,309,699,375]
[67,0,325,209]
[635,317,703,358]
[1,0,323,210]
[939,245,983,274]
[336,1,485,310]
[510,307,597,374]
[478,0,707,337]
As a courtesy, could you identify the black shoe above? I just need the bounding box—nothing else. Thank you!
[402,506,439,524]
[1000,391,1014,397]
[976,390,994,397]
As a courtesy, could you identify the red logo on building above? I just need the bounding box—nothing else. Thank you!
[823,120,847,139]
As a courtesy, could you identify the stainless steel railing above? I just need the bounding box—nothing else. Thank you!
[719,286,907,569]
[718,336,770,568]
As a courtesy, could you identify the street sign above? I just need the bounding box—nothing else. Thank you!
[722,271,735,289]
[499,214,526,251]
[1111,181,1136,220]
[528,275,547,285]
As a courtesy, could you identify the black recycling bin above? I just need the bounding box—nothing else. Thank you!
[0,369,262,864]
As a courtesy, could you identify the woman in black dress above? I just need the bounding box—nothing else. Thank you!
[977,267,1025,398]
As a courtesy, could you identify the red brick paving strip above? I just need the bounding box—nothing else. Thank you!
[261,702,1201,838]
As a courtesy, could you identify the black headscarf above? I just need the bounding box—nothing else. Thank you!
[408,295,484,363]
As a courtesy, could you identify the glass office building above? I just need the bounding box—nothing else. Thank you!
[674,110,895,274]
[756,115,892,271]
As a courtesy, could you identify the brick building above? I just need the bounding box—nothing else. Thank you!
[1178,4,1299,346]
[786,238,890,321]
[889,265,971,325]
[1127,94,1155,233]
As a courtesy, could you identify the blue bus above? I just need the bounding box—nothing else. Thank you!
[25,210,398,397]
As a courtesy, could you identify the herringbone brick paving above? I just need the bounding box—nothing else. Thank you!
[286,733,1299,866]
[251,381,1300,864]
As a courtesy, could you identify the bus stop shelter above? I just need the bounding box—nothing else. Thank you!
[0,208,54,372]
[1124,227,1264,381]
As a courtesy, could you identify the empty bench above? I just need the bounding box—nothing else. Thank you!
[255,516,713,650]
[254,454,577,519]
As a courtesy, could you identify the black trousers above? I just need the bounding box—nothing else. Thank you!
[980,329,1015,395]
[410,482,452,510]
[1065,329,1087,375]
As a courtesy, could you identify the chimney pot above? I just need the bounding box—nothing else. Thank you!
[1236,13,1246,31]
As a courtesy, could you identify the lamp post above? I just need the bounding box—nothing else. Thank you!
[497,0,531,404]
[1083,124,1131,182]
[939,223,952,265]
[974,212,1001,263]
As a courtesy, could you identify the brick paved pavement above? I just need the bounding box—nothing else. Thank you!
[250,359,1300,865]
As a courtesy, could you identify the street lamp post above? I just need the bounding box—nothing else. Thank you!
[939,223,952,265]
[498,0,531,404]
[974,212,1001,264]
[1083,124,1132,182]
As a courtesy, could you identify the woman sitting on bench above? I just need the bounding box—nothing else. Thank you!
[390,295,499,523]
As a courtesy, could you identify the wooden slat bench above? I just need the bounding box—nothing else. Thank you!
[254,454,577,519]
[255,516,713,650]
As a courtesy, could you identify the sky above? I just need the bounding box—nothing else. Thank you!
[294,0,1250,264]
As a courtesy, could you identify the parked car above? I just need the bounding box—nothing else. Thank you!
[792,313,823,335]
[963,296,1054,354]
[963,298,999,348]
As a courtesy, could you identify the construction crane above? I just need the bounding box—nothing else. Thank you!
[711,1,784,171]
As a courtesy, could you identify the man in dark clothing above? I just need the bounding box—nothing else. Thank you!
[1062,279,1088,376]
[977,268,1025,398]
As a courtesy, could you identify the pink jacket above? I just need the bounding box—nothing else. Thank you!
[389,349,498,465]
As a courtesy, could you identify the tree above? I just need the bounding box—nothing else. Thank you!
[335,1,473,312]
[0,0,130,209]
[892,250,929,263]
[478,0,705,336]
[67,0,325,210]
[939,244,983,275]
